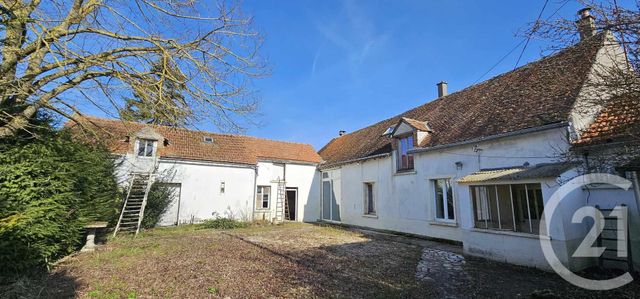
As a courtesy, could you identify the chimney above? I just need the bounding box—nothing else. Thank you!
[437,81,448,97]
[339,130,346,136]
[576,8,596,40]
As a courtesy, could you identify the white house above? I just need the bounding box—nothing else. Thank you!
[68,116,322,228]
[317,24,640,271]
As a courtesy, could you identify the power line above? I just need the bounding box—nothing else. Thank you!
[473,40,526,84]
[514,0,549,69]
[474,0,569,84]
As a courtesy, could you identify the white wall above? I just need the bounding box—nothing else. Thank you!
[328,128,569,238]
[253,161,319,222]
[325,127,639,270]
[324,128,632,268]
[115,148,319,224]
[157,159,256,223]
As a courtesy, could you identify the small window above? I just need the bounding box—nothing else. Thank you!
[256,186,271,209]
[382,125,396,136]
[322,172,329,179]
[364,182,376,215]
[433,179,455,221]
[396,135,414,171]
[203,136,214,143]
[137,139,155,157]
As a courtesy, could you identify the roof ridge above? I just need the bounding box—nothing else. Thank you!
[79,115,316,148]
[323,32,608,142]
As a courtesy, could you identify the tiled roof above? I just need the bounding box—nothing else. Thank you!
[319,33,608,166]
[400,117,432,132]
[66,116,322,165]
[575,93,640,146]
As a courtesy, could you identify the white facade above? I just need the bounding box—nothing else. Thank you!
[319,127,640,270]
[115,147,320,225]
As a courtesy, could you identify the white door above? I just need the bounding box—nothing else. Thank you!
[157,183,181,226]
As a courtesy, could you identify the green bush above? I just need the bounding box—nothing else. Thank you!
[0,121,120,275]
[140,182,175,229]
[199,217,248,230]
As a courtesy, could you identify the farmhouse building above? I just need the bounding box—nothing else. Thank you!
[67,13,640,272]
[67,117,322,231]
[317,29,640,271]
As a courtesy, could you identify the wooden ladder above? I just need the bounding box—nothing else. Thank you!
[113,173,154,236]
[274,179,289,223]
[596,204,634,272]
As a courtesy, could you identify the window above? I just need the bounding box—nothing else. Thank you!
[471,183,544,234]
[256,186,271,209]
[433,179,455,221]
[137,139,155,157]
[382,125,396,136]
[203,136,214,143]
[364,182,376,215]
[397,135,414,171]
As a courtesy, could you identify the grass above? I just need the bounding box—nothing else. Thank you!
[6,222,640,298]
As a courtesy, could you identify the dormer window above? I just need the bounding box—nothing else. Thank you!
[203,136,214,143]
[397,135,414,171]
[137,139,155,157]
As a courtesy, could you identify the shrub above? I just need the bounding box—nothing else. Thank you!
[199,217,248,230]
[0,120,120,275]
[140,182,175,229]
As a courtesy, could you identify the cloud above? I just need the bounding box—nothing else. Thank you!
[311,1,390,78]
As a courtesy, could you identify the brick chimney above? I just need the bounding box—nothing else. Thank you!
[576,8,596,40]
[437,81,448,97]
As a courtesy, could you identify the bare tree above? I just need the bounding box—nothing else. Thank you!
[527,1,640,171]
[0,0,265,138]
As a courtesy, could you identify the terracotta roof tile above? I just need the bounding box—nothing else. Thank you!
[575,93,640,145]
[400,117,432,132]
[66,116,321,165]
[319,33,608,166]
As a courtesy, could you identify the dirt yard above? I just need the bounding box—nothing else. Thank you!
[21,223,640,298]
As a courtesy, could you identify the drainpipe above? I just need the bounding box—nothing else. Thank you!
[252,165,258,221]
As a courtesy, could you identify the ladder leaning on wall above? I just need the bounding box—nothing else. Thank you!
[274,178,289,223]
[113,172,155,236]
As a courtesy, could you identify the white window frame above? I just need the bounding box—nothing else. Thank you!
[363,182,376,216]
[136,139,156,158]
[432,178,456,223]
[256,185,271,210]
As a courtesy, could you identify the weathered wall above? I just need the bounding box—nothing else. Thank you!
[157,159,256,224]
[321,127,638,269]
[115,153,319,225]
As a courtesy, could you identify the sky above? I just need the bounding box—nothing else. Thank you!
[79,0,596,150]
[235,0,592,150]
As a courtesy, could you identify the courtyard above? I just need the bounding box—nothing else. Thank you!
[10,223,637,298]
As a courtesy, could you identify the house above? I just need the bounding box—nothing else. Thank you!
[317,13,639,272]
[67,116,322,229]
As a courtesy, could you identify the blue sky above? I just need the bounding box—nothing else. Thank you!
[237,0,590,150]
[79,0,594,149]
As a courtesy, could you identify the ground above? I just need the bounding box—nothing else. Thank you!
[15,223,640,298]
